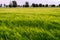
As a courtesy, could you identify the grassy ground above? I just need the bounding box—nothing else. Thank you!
[0,8,60,40]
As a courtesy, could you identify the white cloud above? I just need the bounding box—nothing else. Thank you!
[0,0,60,5]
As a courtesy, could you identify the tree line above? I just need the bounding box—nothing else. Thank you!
[0,1,60,7]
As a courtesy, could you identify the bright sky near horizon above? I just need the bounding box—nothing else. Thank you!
[0,0,60,5]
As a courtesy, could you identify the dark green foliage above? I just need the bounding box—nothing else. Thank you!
[12,1,17,7]
[39,4,42,7]
[0,20,2,26]
[58,4,60,7]
[24,2,29,7]
[51,5,56,7]
[9,0,17,7]
[0,19,60,40]
[0,4,2,7]
[0,20,44,27]
[42,5,45,7]
[45,4,48,7]
[32,3,36,7]
[35,4,39,7]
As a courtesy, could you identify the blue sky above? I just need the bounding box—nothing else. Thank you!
[0,0,60,5]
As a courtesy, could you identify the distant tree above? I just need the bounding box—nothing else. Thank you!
[19,5,22,7]
[42,5,44,7]
[39,4,42,7]
[6,5,9,7]
[35,4,39,7]
[32,3,36,7]
[0,4,2,7]
[4,4,6,7]
[9,0,17,7]
[17,5,20,7]
[23,5,25,7]
[51,4,55,7]
[9,5,12,7]
[9,1,13,7]
[25,2,29,7]
[58,4,60,7]
[12,1,17,7]
[9,4,12,7]
[45,4,48,7]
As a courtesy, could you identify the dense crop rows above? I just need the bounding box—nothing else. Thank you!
[0,8,60,40]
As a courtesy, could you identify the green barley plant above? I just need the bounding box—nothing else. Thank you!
[0,8,60,40]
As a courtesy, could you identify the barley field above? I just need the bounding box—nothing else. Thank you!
[0,8,60,40]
